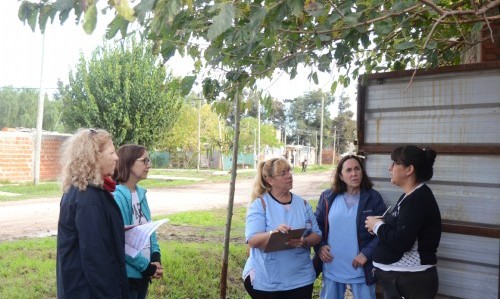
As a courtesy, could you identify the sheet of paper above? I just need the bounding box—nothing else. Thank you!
[124,218,169,257]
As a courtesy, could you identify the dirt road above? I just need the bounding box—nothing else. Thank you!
[0,171,331,242]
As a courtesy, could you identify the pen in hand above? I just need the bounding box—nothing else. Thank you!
[381,205,392,218]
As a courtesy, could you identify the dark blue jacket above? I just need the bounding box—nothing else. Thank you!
[57,185,128,299]
[314,188,386,285]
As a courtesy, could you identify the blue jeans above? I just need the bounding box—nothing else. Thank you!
[320,276,376,299]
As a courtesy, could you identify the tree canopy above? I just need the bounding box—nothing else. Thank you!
[55,38,183,147]
[286,89,334,147]
[331,95,356,154]
[0,86,64,131]
[18,0,500,99]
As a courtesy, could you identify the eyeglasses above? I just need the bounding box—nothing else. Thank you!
[136,157,152,165]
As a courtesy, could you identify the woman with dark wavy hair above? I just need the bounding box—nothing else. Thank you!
[314,155,386,299]
[365,145,441,299]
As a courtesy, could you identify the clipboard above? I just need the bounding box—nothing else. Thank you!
[264,228,306,253]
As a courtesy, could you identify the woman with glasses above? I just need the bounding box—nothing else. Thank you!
[242,157,322,299]
[57,128,128,298]
[314,155,387,299]
[113,144,163,299]
[365,145,441,299]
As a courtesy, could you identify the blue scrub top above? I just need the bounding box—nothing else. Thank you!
[243,192,322,291]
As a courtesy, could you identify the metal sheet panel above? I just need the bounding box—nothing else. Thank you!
[359,64,500,299]
[365,154,500,225]
[363,69,500,144]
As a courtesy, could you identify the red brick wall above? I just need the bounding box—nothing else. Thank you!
[0,131,69,182]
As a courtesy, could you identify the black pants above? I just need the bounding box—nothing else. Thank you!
[128,277,150,299]
[375,267,438,299]
[244,276,314,299]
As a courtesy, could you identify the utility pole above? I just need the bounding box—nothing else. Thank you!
[253,128,257,169]
[257,96,261,164]
[197,98,201,171]
[318,94,324,165]
[332,126,337,166]
[34,32,46,185]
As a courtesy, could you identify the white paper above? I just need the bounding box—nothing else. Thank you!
[124,218,169,258]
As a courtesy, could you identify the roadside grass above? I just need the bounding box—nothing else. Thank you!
[0,164,333,202]
[0,201,321,298]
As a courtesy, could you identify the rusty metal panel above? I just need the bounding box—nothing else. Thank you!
[358,62,500,299]
[437,233,499,299]
[363,69,500,145]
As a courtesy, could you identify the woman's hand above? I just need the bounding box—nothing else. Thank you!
[365,216,384,235]
[275,224,292,234]
[352,252,367,269]
[319,245,333,263]
[151,262,163,279]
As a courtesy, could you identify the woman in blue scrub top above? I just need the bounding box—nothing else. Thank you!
[242,157,322,299]
[314,155,386,299]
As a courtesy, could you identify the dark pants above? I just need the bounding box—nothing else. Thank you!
[375,267,438,299]
[244,276,314,299]
[128,277,150,299]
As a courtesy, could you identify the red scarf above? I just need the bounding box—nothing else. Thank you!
[103,176,116,193]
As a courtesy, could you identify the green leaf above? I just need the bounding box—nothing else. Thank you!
[83,3,97,34]
[180,76,197,96]
[394,41,415,51]
[425,40,437,50]
[330,81,338,94]
[54,0,74,11]
[207,3,235,41]
[111,0,135,22]
[312,72,318,85]
[287,0,304,19]
[106,15,126,39]
[135,0,156,24]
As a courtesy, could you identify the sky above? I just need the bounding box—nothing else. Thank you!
[0,2,357,117]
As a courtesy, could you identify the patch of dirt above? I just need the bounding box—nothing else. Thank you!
[156,224,245,244]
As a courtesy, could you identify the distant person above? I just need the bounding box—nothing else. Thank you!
[242,157,322,299]
[114,144,163,299]
[56,128,128,299]
[365,146,441,299]
[301,159,308,173]
[314,155,386,299]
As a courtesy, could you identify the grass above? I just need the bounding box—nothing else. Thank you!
[0,164,333,202]
[0,201,322,299]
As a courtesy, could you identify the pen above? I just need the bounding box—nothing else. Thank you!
[381,205,392,217]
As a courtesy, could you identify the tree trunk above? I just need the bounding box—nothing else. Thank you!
[219,91,241,299]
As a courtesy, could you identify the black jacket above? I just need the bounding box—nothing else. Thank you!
[314,188,386,285]
[57,185,128,299]
[374,184,441,265]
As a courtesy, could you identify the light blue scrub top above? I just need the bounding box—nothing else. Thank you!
[242,192,322,291]
[323,194,364,283]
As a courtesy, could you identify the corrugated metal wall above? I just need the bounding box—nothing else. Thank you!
[357,62,500,299]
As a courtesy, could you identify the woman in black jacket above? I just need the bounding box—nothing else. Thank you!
[56,128,128,299]
[365,145,441,299]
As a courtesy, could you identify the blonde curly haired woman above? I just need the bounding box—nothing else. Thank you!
[56,128,128,299]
